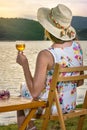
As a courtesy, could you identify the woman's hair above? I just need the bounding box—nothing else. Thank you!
[44,30,77,43]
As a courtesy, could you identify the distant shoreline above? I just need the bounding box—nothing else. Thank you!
[0,17,87,40]
[0,39,87,42]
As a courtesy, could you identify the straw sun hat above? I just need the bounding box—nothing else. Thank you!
[37,4,76,41]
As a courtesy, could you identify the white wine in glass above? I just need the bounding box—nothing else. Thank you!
[16,43,25,52]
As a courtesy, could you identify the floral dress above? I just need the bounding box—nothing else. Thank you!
[21,41,83,114]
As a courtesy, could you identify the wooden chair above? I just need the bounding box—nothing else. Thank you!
[37,63,87,130]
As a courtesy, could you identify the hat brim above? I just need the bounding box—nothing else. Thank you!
[37,8,76,41]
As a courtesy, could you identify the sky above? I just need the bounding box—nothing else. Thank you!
[0,0,87,20]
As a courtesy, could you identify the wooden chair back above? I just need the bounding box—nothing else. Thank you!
[41,63,87,130]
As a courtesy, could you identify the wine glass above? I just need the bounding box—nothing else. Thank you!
[16,43,25,52]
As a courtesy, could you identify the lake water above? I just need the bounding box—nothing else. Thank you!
[0,41,87,125]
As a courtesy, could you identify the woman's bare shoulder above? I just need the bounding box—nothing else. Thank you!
[37,49,53,61]
[36,49,54,69]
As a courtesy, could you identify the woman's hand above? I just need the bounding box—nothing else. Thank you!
[16,52,28,67]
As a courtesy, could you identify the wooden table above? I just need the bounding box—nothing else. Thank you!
[0,97,46,130]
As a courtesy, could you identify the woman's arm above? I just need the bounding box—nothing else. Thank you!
[16,50,54,99]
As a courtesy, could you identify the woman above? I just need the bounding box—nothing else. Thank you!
[16,4,83,130]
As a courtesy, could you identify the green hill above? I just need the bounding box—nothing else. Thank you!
[0,17,87,40]
[0,18,44,40]
[72,16,87,40]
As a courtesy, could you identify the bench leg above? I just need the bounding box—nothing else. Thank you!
[77,91,87,130]
[77,115,85,130]
[19,108,36,130]
[41,108,50,130]
[55,90,66,130]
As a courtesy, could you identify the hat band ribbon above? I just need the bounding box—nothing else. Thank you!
[49,9,75,38]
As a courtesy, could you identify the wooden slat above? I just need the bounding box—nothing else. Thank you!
[58,75,87,82]
[49,109,87,120]
[0,97,47,112]
[59,65,87,73]
[63,109,87,120]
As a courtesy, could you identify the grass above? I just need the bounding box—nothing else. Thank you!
[0,105,87,130]
[0,116,87,130]
[0,117,87,130]
[0,124,18,130]
[34,116,87,130]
